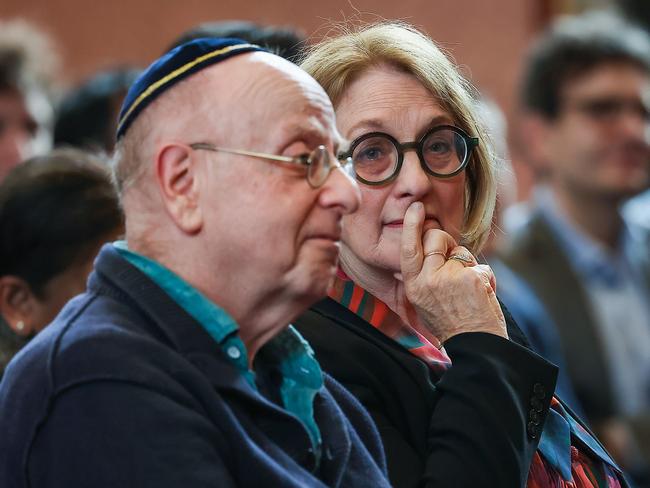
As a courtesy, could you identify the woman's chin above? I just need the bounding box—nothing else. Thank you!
[367,254,402,279]
[341,239,403,280]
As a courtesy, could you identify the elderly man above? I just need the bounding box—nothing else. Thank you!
[0,38,390,487]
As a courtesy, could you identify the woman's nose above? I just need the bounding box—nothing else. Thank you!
[393,149,432,199]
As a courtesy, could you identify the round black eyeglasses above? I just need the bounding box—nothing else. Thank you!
[338,125,479,186]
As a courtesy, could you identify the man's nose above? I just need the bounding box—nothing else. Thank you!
[618,103,649,140]
[0,127,31,172]
[320,163,361,215]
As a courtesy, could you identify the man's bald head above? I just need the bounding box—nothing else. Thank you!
[111,38,264,198]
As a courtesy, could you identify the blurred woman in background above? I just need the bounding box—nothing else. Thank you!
[0,148,122,377]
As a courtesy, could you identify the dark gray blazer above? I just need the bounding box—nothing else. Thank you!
[501,210,650,426]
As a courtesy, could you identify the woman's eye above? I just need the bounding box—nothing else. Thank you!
[354,137,394,163]
[426,140,451,154]
[358,146,383,161]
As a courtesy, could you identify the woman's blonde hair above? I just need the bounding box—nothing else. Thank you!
[300,22,496,252]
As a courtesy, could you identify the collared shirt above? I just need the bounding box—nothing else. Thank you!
[623,189,650,230]
[329,272,623,487]
[537,187,650,416]
[113,241,324,462]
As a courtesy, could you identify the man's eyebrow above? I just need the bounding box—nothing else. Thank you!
[285,124,324,141]
[285,124,344,153]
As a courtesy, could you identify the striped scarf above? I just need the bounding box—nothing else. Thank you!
[328,269,451,375]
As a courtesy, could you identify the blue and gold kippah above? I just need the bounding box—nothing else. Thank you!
[116,37,265,139]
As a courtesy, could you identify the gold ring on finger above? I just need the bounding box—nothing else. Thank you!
[448,253,473,264]
[424,250,447,259]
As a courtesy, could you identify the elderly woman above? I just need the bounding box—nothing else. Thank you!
[294,23,625,487]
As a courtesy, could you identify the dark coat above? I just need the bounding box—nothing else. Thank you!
[501,211,650,426]
[501,210,650,479]
[294,297,559,488]
[0,246,389,488]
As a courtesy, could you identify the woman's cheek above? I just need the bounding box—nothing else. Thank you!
[436,181,466,241]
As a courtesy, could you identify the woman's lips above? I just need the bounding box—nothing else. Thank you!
[384,216,440,229]
[385,220,404,228]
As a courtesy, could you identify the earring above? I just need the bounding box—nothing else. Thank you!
[16,320,25,332]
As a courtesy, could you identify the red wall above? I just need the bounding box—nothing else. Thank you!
[1,0,550,198]
[0,0,545,117]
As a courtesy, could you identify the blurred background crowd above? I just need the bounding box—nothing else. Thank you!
[1,0,649,485]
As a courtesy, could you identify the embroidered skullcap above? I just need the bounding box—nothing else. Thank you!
[116,37,265,139]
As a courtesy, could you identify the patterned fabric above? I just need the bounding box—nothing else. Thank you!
[533,397,623,487]
[328,271,624,487]
[328,269,451,375]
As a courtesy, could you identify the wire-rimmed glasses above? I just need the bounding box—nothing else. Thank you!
[189,142,354,188]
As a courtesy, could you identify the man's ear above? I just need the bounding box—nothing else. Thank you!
[155,143,203,234]
[0,276,36,337]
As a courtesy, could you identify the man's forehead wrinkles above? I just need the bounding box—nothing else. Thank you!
[281,101,337,142]
[283,122,327,142]
[251,61,329,105]
[260,84,331,122]
[202,55,337,148]
[237,64,300,102]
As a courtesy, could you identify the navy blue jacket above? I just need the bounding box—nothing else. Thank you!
[0,246,389,487]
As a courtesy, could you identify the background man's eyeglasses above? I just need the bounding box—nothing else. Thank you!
[565,96,650,123]
[338,125,478,186]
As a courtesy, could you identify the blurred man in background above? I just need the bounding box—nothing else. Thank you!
[166,20,305,61]
[53,68,140,154]
[0,20,55,181]
[476,95,584,416]
[503,11,650,482]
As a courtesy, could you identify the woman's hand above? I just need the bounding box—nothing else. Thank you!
[399,201,507,344]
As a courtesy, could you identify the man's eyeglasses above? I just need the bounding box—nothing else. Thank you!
[566,96,650,123]
[338,125,478,186]
[189,143,354,188]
